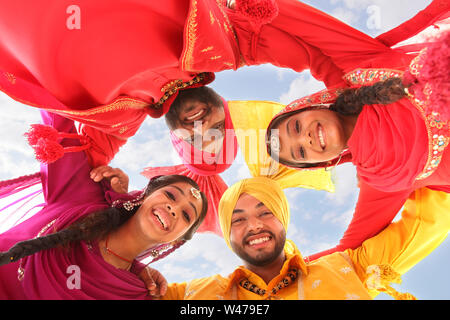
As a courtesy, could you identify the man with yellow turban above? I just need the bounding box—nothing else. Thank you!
[159,177,450,300]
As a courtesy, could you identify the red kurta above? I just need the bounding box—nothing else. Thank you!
[0,0,411,166]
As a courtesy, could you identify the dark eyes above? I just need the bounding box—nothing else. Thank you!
[299,147,305,159]
[182,210,191,223]
[213,122,225,131]
[231,212,273,225]
[231,217,244,225]
[165,191,176,201]
[165,191,192,223]
[295,120,300,133]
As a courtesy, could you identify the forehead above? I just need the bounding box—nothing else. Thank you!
[165,182,202,203]
[234,193,267,211]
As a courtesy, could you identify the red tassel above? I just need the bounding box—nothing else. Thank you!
[33,138,65,164]
[406,31,450,121]
[24,124,59,145]
[235,0,278,26]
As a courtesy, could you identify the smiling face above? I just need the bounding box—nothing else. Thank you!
[229,193,286,266]
[134,182,204,244]
[173,98,225,152]
[166,86,225,152]
[275,108,353,165]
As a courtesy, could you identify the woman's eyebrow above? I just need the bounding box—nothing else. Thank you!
[173,185,185,195]
[189,201,198,218]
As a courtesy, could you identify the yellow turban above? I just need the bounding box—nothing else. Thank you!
[218,176,290,250]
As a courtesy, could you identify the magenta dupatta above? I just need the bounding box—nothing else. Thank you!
[0,111,150,299]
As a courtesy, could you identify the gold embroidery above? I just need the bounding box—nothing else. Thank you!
[210,55,222,60]
[4,72,16,85]
[154,73,207,109]
[210,11,215,25]
[161,80,183,93]
[344,67,449,181]
[408,48,427,77]
[17,219,57,281]
[410,96,449,180]
[118,126,128,134]
[201,46,214,53]
[343,68,404,86]
[44,97,148,117]
[181,0,198,71]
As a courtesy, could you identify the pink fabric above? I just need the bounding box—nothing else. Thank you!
[0,112,150,299]
[170,99,238,176]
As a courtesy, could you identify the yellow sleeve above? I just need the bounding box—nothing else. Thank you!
[161,275,229,300]
[161,282,188,300]
[346,187,450,296]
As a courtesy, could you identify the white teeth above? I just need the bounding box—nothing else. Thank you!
[318,127,325,149]
[153,209,167,230]
[186,110,204,121]
[248,237,270,246]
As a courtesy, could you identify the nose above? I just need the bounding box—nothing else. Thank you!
[299,128,314,152]
[247,216,264,232]
[166,204,176,218]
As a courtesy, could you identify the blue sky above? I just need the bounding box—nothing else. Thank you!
[0,0,449,299]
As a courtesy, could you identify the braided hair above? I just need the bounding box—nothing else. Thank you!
[329,77,407,116]
[268,77,408,168]
[0,175,208,266]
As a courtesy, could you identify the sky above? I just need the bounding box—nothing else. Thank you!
[0,0,449,300]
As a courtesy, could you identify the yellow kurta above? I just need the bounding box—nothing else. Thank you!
[163,188,450,300]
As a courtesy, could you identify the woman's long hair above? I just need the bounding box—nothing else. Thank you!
[0,175,208,266]
[267,77,408,168]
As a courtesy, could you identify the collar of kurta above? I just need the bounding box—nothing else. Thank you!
[223,244,308,297]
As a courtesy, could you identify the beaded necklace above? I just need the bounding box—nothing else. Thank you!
[239,268,299,297]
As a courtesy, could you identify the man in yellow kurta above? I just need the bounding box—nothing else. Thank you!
[161,177,450,300]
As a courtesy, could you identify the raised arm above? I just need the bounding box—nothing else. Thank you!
[306,181,412,261]
[347,187,450,296]
[227,0,445,86]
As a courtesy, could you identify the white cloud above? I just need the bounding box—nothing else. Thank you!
[327,163,359,206]
[279,72,326,105]
[0,92,42,179]
[329,0,432,34]
[151,233,241,282]
[331,7,359,26]
[321,208,353,228]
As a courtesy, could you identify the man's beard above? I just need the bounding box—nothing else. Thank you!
[231,229,286,267]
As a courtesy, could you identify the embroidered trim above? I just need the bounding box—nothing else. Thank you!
[44,97,148,117]
[282,88,344,115]
[343,67,450,181]
[181,0,199,71]
[154,73,207,109]
[410,97,449,180]
[3,72,16,85]
[343,68,404,86]
[17,219,57,281]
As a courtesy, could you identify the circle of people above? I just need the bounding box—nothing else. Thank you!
[0,0,449,300]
